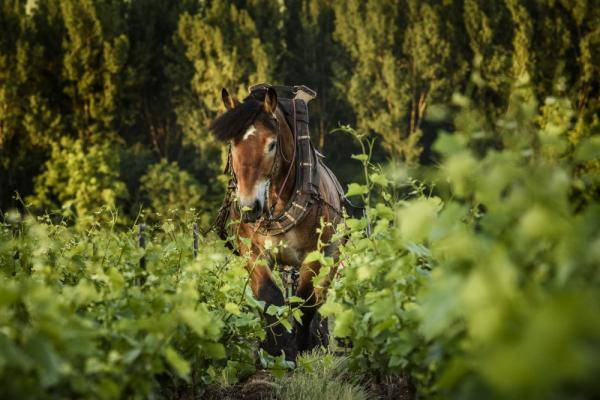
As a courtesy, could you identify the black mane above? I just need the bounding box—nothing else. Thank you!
[209,89,274,142]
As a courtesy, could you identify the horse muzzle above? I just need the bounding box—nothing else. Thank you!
[240,199,263,223]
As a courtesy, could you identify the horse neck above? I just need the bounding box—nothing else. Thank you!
[269,108,296,212]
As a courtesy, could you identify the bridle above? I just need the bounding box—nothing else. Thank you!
[228,99,298,225]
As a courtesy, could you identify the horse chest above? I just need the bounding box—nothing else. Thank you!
[262,231,307,267]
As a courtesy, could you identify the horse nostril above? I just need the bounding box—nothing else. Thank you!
[240,199,262,222]
[252,200,262,214]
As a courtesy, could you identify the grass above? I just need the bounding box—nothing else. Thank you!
[273,349,372,400]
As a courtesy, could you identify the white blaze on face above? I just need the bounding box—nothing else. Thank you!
[242,124,256,141]
[235,124,269,211]
[254,179,268,209]
[238,178,268,209]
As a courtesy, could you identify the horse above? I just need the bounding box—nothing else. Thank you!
[209,84,346,360]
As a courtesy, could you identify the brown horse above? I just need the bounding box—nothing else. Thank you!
[210,85,346,360]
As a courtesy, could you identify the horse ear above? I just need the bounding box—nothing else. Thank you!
[221,88,239,110]
[263,87,278,114]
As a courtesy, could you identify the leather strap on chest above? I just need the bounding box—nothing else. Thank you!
[254,97,320,236]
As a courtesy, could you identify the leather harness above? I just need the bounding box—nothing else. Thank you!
[214,83,349,239]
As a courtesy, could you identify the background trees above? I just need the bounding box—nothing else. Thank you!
[0,0,598,224]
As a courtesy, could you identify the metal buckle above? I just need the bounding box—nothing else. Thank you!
[293,85,316,104]
[248,82,271,93]
[248,83,317,103]
[293,85,317,98]
[280,265,298,301]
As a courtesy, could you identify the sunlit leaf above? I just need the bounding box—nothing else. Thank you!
[346,183,369,197]
[164,346,190,380]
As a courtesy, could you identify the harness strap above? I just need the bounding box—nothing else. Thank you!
[253,96,321,236]
[271,97,297,211]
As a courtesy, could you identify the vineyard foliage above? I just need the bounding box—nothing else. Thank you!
[1,90,599,399]
[324,93,600,399]
[0,212,265,399]
[1,1,599,397]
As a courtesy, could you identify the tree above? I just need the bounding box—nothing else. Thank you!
[333,0,468,165]
[1,0,598,221]
[29,137,127,226]
[174,1,279,147]
[0,0,65,208]
[139,159,206,218]
[59,0,130,141]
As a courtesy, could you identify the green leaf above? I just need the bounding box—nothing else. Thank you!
[292,308,303,323]
[122,347,142,364]
[225,302,241,316]
[319,301,343,317]
[398,197,442,242]
[574,136,600,162]
[203,343,226,359]
[180,307,213,337]
[304,250,325,265]
[287,296,304,304]
[375,203,394,219]
[25,337,63,387]
[346,183,369,197]
[0,334,32,370]
[351,154,369,161]
[433,132,467,155]
[333,309,355,338]
[266,304,280,316]
[346,218,367,231]
[164,346,190,379]
[370,173,389,187]
[0,282,19,307]
[280,318,292,332]
[245,287,266,310]
[106,267,125,293]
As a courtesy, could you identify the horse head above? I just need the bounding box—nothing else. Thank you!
[210,87,294,223]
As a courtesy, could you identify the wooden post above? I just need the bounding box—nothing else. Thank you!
[139,224,146,270]
[192,223,199,258]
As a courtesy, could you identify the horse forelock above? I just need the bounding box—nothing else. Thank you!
[209,89,275,142]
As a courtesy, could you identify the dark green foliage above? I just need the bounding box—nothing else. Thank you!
[332,0,599,164]
[281,0,363,183]
[139,159,206,220]
[333,0,469,164]
[1,0,598,223]
[28,137,128,227]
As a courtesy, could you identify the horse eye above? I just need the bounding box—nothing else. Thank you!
[268,141,276,152]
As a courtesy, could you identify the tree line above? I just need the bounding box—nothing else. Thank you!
[1,0,598,224]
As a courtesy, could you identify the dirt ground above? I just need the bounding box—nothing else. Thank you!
[200,369,415,400]
[201,370,277,400]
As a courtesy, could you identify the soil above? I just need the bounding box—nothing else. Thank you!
[200,369,415,400]
[202,370,278,400]
[367,373,415,400]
